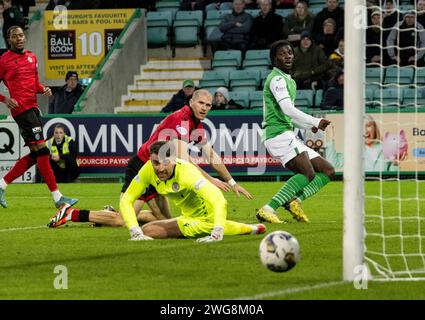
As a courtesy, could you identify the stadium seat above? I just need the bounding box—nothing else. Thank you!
[212,50,242,70]
[206,87,220,97]
[399,4,414,12]
[204,19,223,43]
[383,66,414,85]
[249,91,264,109]
[366,67,384,89]
[204,10,231,43]
[415,68,425,84]
[260,69,271,88]
[366,87,375,107]
[220,2,233,10]
[402,88,425,108]
[199,70,230,89]
[206,9,231,19]
[376,87,403,108]
[229,69,261,91]
[275,9,292,21]
[146,11,172,48]
[156,1,180,18]
[313,89,323,108]
[308,0,325,5]
[173,11,203,47]
[229,91,249,108]
[245,9,260,17]
[309,7,323,15]
[295,90,314,108]
[242,49,270,70]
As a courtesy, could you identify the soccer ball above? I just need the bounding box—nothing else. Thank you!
[259,231,300,272]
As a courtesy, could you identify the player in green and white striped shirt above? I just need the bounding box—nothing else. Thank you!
[256,40,335,224]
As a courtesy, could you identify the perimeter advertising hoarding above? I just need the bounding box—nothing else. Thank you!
[44,9,134,80]
[40,114,285,176]
[3,113,422,179]
[325,113,425,173]
[0,117,36,182]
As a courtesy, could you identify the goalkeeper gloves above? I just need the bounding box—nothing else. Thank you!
[196,226,224,243]
[129,226,153,241]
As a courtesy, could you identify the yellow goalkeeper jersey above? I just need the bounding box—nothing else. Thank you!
[120,159,227,229]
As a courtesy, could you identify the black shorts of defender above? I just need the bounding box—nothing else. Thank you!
[121,154,158,202]
[13,108,44,146]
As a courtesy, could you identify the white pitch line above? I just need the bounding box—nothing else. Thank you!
[234,280,347,300]
[0,225,46,233]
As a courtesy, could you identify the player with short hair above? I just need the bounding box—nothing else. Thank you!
[50,141,265,242]
[0,26,77,209]
[256,40,335,223]
[121,89,251,222]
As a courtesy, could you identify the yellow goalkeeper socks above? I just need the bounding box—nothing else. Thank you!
[224,220,254,235]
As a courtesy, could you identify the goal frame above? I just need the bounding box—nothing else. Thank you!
[343,0,366,281]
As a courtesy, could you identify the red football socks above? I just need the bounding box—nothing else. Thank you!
[3,154,36,184]
[37,154,58,192]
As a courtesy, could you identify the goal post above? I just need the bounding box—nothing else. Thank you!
[344,0,425,282]
[343,0,366,281]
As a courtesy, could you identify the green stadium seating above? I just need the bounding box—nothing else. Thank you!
[245,9,260,17]
[146,11,172,48]
[204,20,222,43]
[229,70,261,91]
[229,91,249,108]
[402,88,425,108]
[309,7,323,15]
[242,50,270,70]
[260,69,271,88]
[199,70,230,89]
[220,2,233,10]
[383,66,414,85]
[204,10,231,43]
[207,10,231,19]
[173,11,203,47]
[295,89,314,108]
[249,91,264,109]
[366,87,375,107]
[206,87,220,97]
[416,68,425,84]
[313,89,323,108]
[212,50,242,70]
[366,67,384,90]
[156,1,180,18]
[399,4,414,12]
[275,9,292,20]
[374,87,403,108]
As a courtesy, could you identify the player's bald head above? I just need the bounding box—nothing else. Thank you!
[192,89,212,102]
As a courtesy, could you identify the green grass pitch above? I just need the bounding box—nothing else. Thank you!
[0,181,424,300]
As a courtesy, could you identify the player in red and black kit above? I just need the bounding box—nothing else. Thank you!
[0,26,77,209]
[120,89,252,222]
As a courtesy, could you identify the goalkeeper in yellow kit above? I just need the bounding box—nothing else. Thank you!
[121,140,265,241]
[120,140,265,241]
[50,140,265,241]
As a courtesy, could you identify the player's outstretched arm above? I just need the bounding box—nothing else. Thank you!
[173,139,231,193]
[201,142,253,199]
[120,165,153,240]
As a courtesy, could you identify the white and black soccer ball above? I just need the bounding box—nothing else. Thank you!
[259,231,300,272]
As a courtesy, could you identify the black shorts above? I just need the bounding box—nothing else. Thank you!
[14,108,44,146]
[121,154,158,201]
